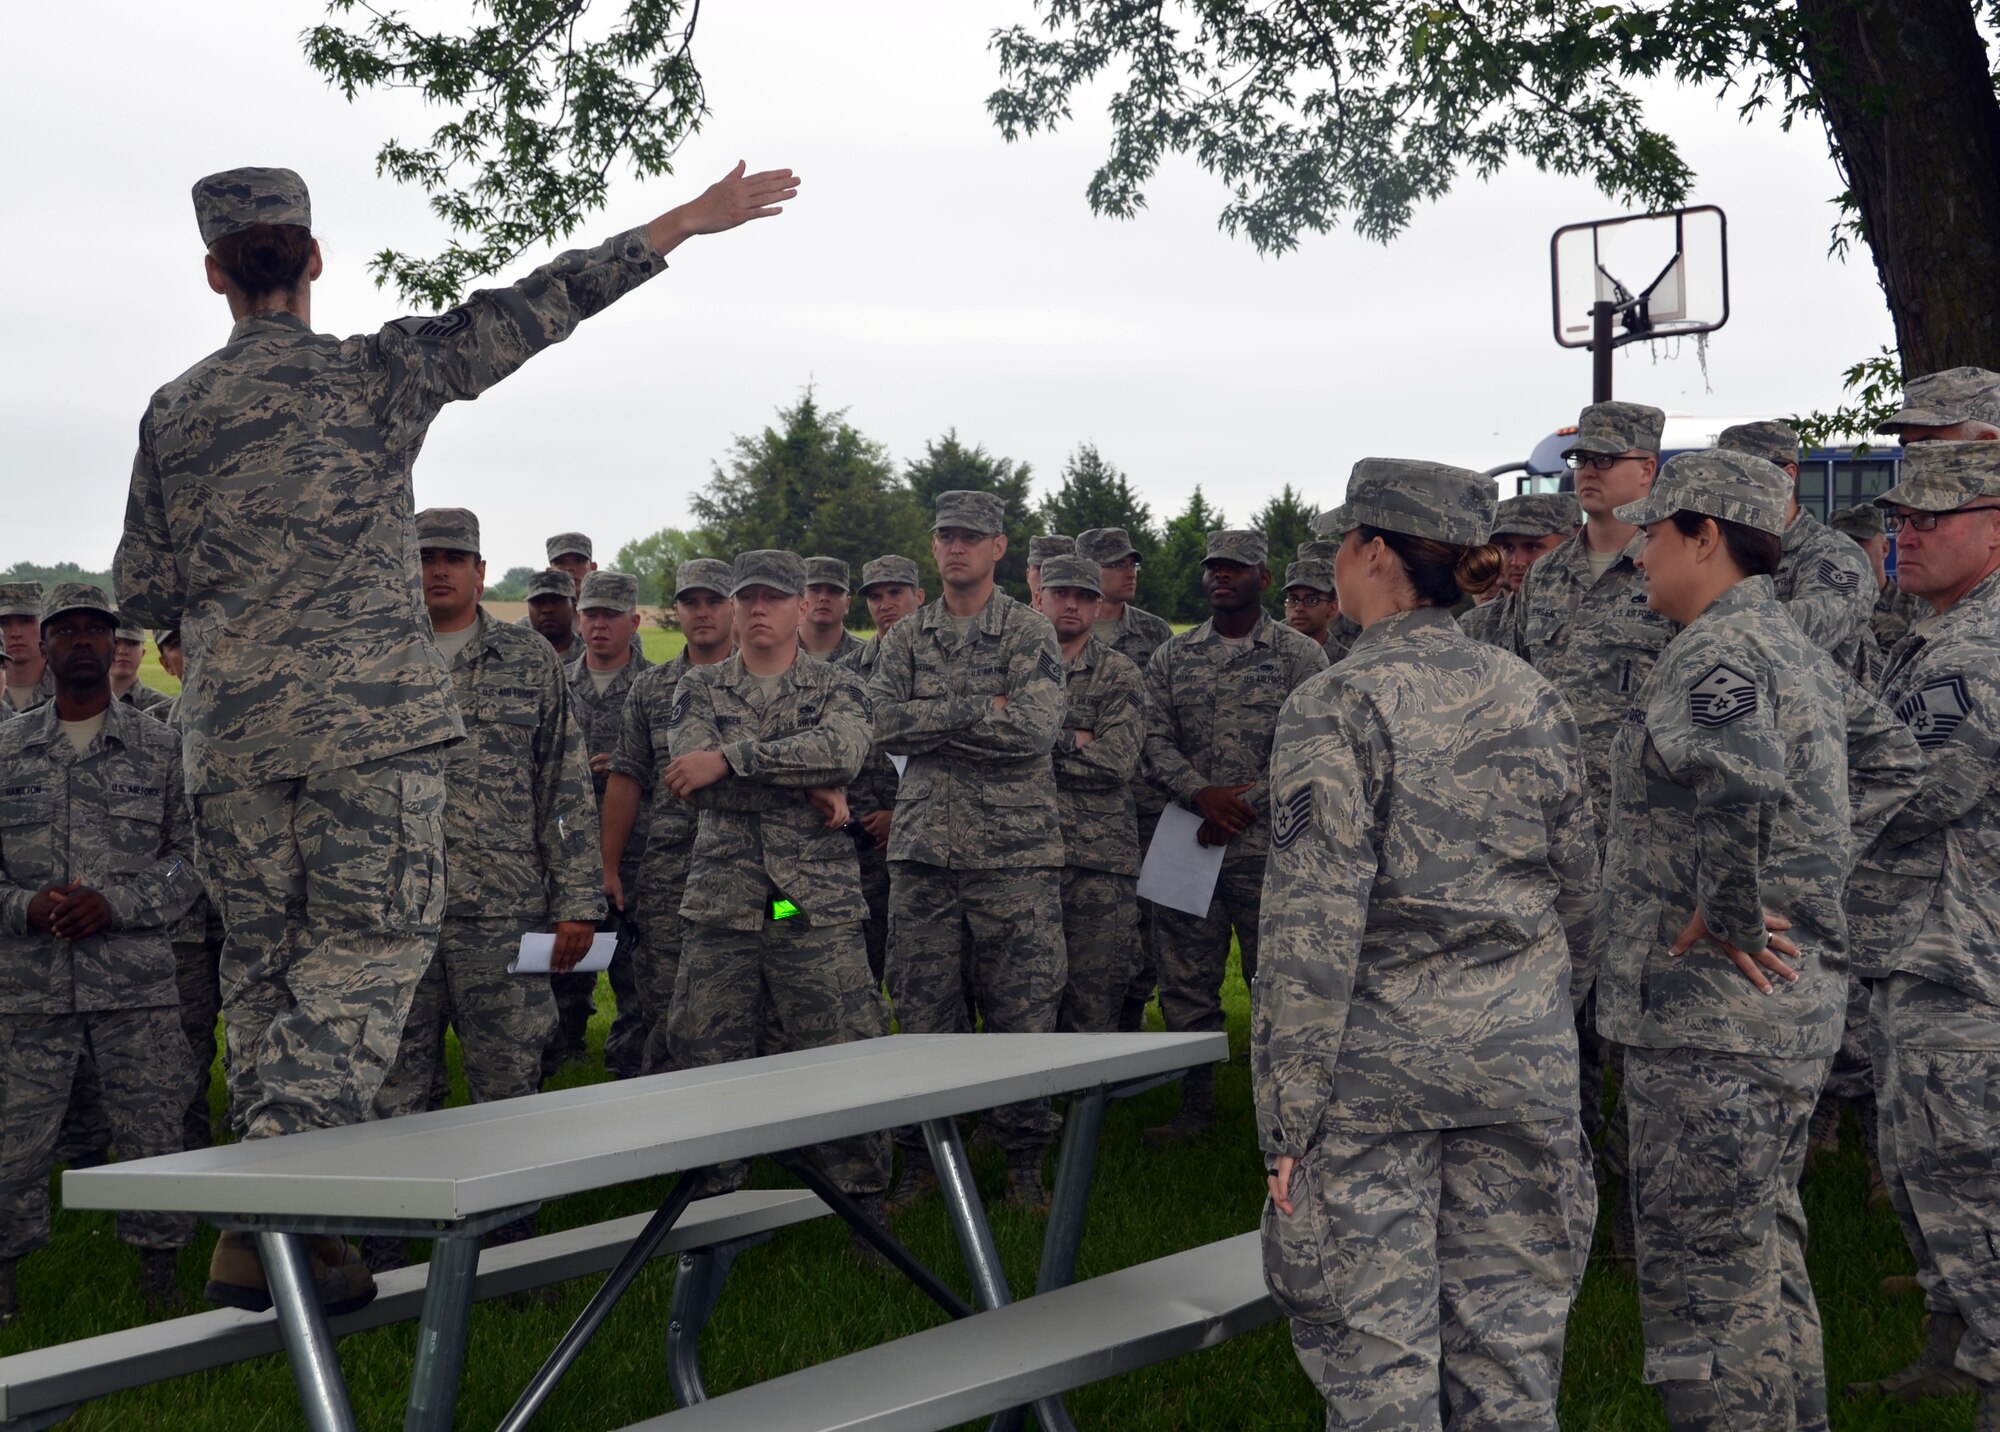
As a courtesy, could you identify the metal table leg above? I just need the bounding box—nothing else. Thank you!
[495,1168,705,1432]
[258,1231,358,1432]
[401,1231,482,1432]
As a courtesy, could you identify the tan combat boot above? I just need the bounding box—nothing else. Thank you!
[1846,1311,1980,1402]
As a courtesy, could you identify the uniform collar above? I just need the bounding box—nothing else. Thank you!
[1688,574,1777,628]
[715,651,807,691]
[15,696,137,756]
[1189,610,1278,647]
[226,310,312,343]
[1346,605,1455,657]
[919,588,1010,638]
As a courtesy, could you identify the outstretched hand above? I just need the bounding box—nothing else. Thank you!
[649,162,801,254]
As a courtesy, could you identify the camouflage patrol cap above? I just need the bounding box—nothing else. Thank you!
[1562,401,1667,458]
[524,570,576,602]
[1878,367,2000,433]
[155,627,182,649]
[1297,539,1341,563]
[1282,560,1335,594]
[1615,448,1790,535]
[803,556,851,591]
[1027,535,1075,564]
[1874,440,2000,512]
[1716,420,1802,471]
[0,582,44,620]
[673,558,734,599]
[192,167,312,247]
[1314,459,1498,546]
[1490,492,1583,539]
[731,550,808,597]
[546,532,593,562]
[1204,530,1269,567]
[1827,504,1887,539]
[1076,528,1140,563]
[415,506,481,556]
[39,582,117,628]
[859,555,921,592]
[576,571,640,612]
[932,490,1006,535]
[113,622,145,644]
[1036,554,1103,595]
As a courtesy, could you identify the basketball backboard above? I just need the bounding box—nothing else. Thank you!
[1551,205,1729,350]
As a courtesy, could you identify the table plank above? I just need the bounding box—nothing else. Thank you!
[65,1033,1223,1222]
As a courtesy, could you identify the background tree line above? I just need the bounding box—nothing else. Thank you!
[615,388,1331,628]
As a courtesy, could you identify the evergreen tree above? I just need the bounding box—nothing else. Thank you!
[903,430,1040,602]
[1142,487,1226,625]
[1253,483,1318,617]
[1037,443,1155,546]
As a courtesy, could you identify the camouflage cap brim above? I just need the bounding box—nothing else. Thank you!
[1874,440,2000,511]
[1615,449,1790,535]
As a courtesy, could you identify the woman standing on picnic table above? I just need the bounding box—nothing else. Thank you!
[1253,458,1600,1432]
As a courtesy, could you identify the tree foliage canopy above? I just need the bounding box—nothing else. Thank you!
[903,430,1042,602]
[1038,442,1154,543]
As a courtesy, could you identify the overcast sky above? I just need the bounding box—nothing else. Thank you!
[2,2,1897,575]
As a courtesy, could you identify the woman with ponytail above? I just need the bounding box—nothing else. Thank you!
[1254,458,1600,1430]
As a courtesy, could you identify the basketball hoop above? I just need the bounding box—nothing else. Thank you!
[1551,206,1729,401]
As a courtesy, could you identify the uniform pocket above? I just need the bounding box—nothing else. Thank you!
[0,791,56,884]
[105,792,165,872]
[390,761,447,934]
[1920,1057,2000,1183]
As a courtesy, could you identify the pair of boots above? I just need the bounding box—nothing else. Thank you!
[0,1249,184,1324]
[1143,1069,1215,1146]
[205,1231,376,1315]
[885,1146,1050,1216]
[1846,1309,2000,1428]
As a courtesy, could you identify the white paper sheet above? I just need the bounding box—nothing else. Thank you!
[509,931,618,975]
[1135,804,1227,917]
[889,753,909,778]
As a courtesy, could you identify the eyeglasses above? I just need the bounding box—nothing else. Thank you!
[1884,504,2000,533]
[1099,556,1141,571]
[1282,593,1329,609]
[1565,452,1644,473]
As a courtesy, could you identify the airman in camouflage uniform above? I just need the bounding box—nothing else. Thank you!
[1144,530,1327,1142]
[1843,443,2000,1423]
[604,558,736,1071]
[1279,559,1340,652]
[0,585,201,1319]
[1602,450,1917,1431]
[534,534,644,663]
[1296,541,1362,661]
[1875,365,2000,444]
[842,555,925,983]
[1458,493,1580,648]
[1025,533,1074,605]
[565,571,653,1076]
[523,568,581,662]
[376,510,602,1124]
[871,492,1068,1209]
[1075,529,1177,1032]
[0,584,55,715]
[1040,555,1146,1032]
[667,550,889,1214]
[1829,504,1930,659]
[108,624,173,715]
[1257,462,1598,1432]
[114,161,798,1310]
[801,556,865,664]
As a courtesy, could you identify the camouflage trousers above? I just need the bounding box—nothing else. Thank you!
[1120,802,1165,1031]
[375,916,554,1118]
[1262,1113,1593,1431]
[195,748,446,1140]
[887,862,1066,1151]
[1624,1046,1828,1432]
[858,847,890,985]
[1154,851,1264,1038]
[1871,974,2000,1387]
[673,918,890,1196]
[174,936,224,1149]
[0,1009,196,1257]
[1057,867,1140,1034]
[603,911,647,1079]
[627,849,690,1075]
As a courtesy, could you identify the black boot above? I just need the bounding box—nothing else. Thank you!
[886,1150,938,1214]
[1004,1149,1050,1215]
[138,1249,183,1312]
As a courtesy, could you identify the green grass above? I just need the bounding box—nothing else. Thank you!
[1,958,1965,1430]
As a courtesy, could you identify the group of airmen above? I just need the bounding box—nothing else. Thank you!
[0,157,1996,1431]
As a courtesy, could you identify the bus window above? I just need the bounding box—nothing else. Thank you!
[1796,461,1829,518]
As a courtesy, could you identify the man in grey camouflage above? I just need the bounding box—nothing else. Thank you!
[1075,528,1177,1031]
[603,558,736,1072]
[1257,459,1598,1432]
[108,624,173,715]
[870,492,1068,1210]
[1844,442,2000,1425]
[1145,530,1327,1143]
[1459,493,1580,647]
[1297,540,1363,661]
[1040,555,1146,1032]
[1876,366,2000,444]
[666,550,890,1231]
[524,569,581,661]
[1026,534,1074,605]
[843,555,925,983]
[802,557,865,663]
[1604,449,1922,1431]
[0,584,201,1319]
[566,571,654,1076]
[114,160,798,1310]
[1717,420,1878,681]
[0,584,54,715]
[1279,558,1340,653]
[374,510,601,1122]
[1829,504,1929,658]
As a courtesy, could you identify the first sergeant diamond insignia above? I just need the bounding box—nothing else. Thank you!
[1894,675,1972,751]
[1815,559,1860,594]
[1688,662,1758,728]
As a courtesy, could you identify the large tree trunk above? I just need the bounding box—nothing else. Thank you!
[1799,0,2000,375]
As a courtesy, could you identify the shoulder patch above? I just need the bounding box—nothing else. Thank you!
[1271,786,1314,851]
[1815,558,1860,594]
[1894,675,1972,751]
[1688,662,1758,728]
[1036,649,1063,684]
[389,308,473,340]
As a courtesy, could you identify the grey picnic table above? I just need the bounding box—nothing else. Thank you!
[63,1031,1226,1432]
